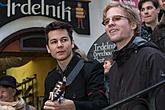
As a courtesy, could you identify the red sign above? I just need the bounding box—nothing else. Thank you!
[120,0,139,8]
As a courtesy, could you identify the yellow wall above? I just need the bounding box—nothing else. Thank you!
[7,56,56,96]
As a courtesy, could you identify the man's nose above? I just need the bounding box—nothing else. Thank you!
[144,9,149,14]
[57,41,63,47]
[107,19,115,27]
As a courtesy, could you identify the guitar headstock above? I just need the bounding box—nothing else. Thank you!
[49,81,66,102]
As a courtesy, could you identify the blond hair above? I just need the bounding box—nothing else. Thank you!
[103,3,141,36]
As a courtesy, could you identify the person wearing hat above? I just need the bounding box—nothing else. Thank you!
[0,75,36,110]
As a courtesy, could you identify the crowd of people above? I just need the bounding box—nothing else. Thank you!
[0,0,165,110]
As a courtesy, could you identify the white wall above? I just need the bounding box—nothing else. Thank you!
[0,0,112,54]
[74,0,112,53]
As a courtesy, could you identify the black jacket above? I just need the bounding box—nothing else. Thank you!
[152,10,165,53]
[42,54,108,110]
[109,36,165,110]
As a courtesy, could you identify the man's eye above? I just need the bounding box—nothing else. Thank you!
[147,6,153,10]
[105,19,109,24]
[50,40,58,44]
[113,16,122,21]
[141,8,145,12]
[103,18,110,25]
[1,90,6,93]
[61,38,68,43]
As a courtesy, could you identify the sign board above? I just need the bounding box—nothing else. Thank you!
[121,0,139,8]
[87,33,115,63]
[0,0,90,35]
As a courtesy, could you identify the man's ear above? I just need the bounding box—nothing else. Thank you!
[72,40,75,49]
[131,22,137,30]
[46,45,50,53]
[156,7,160,14]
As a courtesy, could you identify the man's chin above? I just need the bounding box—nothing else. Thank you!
[57,57,67,61]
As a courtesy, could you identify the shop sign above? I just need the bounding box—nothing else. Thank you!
[87,33,115,63]
[0,0,90,35]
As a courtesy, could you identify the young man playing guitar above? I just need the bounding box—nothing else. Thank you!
[42,20,108,110]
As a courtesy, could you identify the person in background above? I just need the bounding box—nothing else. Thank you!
[103,57,113,75]
[158,0,165,21]
[138,0,160,41]
[159,0,165,10]
[103,57,113,101]
[0,75,36,110]
[151,0,165,53]
[42,20,108,110]
[102,2,165,110]
[72,45,88,61]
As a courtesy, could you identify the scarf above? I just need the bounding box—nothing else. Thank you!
[0,97,25,110]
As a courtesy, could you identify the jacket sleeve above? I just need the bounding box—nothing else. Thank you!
[147,51,165,110]
[41,70,58,110]
[73,60,108,110]
[41,76,50,110]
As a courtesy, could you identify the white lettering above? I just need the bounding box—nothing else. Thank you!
[46,5,56,17]
[12,2,21,16]
[7,0,10,17]
[61,1,71,21]
[57,4,60,18]
[92,42,115,62]
[21,0,31,14]
[41,0,44,15]
[7,0,72,21]
[32,4,41,14]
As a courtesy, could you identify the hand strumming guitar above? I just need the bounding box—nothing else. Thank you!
[43,79,76,110]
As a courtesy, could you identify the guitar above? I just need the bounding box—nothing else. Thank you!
[49,79,66,103]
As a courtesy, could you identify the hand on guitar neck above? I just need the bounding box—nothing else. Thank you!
[49,80,66,103]
[44,77,76,110]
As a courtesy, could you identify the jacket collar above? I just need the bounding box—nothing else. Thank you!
[56,54,80,77]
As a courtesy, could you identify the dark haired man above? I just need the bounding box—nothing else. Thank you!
[151,0,165,53]
[42,20,108,110]
[138,0,160,41]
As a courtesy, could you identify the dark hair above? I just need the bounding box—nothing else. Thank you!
[104,57,113,63]
[138,0,159,10]
[45,20,73,44]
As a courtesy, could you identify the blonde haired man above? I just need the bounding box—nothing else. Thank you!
[102,2,165,110]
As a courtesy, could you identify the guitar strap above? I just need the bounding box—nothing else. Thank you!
[66,59,84,86]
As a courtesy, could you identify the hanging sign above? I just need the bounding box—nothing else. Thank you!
[0,0,90,35]
[121,0,139,8]
[87,33,115,63]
